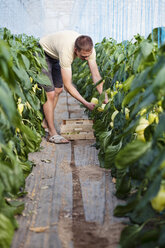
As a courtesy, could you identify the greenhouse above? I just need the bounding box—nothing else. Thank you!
[0,0,165,247]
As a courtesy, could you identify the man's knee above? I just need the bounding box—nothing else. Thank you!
[46,90,56,102]
[55,87,63,96]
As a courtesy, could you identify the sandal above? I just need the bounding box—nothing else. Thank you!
[48,134,69,144]
[45,128,49,133]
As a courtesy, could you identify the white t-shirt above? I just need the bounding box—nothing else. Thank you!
[39,30,96,70]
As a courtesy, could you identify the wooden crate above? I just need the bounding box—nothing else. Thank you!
[60,119,95,140]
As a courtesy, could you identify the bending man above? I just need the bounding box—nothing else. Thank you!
[39,30,107,144]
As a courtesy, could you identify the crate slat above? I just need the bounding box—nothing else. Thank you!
[60,119,95,140]
[62,119,93,125]
[62,132,95,140]
[61,124,93,133]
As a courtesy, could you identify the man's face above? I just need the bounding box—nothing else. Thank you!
[75,49,92,60]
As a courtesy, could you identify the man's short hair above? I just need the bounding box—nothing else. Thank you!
[75,35,93,52]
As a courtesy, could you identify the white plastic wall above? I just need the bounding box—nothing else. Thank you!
[0,0,165,43]
[70,0,165,43]
[0,0,45,37]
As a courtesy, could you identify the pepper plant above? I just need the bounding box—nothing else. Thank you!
[72,28,165,247]
[0,27,51,248]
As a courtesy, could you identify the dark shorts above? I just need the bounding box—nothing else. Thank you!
[41,53,63,92]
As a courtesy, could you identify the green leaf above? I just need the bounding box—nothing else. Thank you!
[13,65,32,90]
[152,66,165,96]
[114,112,126,131]
[0,60,9,79]
[131,67,151,91]
[114,197,139,217]
[123,75,135,92]
[98,91,106,104]
[0,40,11,62]
[21,54,30,70]
[102,60,111,71]
[105,140,122,168]
[153,113,165,140]
[99,130,113,151]
[116,173,131,198]
[158,225,165,247]
[8,200,24,215]
[119,224,143,248]
[40,87,47,104]
[122,87,141,107]
[20,124,41,153]
[35,72,52,86]
[131,92,156,118]
[25,90,40,111]
[115,140,151,169]
[133,53,142,72]
[128,202,156,224]
[140,229,159,247]
[114,92,124,111]
[135,173,162,212]
[0,79,18,122]
[0,147,24,194]
[0,214,14,248]
[117,53,125,64]
[146,149,165,179]
[140,41,153,58]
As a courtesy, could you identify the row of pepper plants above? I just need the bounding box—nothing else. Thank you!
[72,28,165,248]
[0,28,50,248]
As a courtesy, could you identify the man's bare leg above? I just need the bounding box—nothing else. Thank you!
[43,90,57,137]
[42,88,68,143]
[42,119,48,129]
[42,88,62,130]
[54,87,63,108]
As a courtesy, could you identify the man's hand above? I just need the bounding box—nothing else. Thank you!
[86,102,96,110]
[104,92,109,104]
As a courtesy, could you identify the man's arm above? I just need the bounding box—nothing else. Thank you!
[88,59,108,103]
[61,68,95,110]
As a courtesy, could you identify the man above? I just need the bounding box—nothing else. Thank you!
[39,30,107,144]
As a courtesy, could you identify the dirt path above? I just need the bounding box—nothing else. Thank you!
[11,92,126,248]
